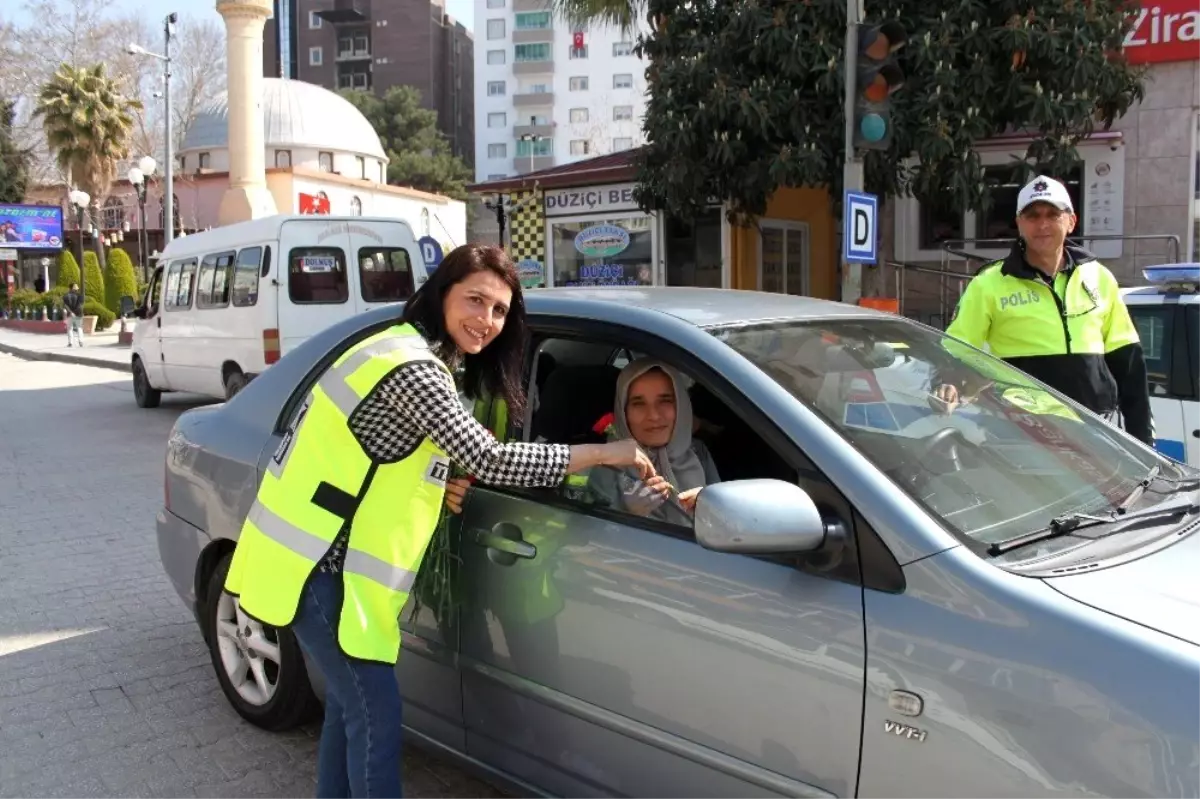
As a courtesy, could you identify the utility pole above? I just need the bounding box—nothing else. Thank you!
[841,0,865,305]
[164,12,176,245]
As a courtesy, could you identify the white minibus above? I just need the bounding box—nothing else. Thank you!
[131,214,429,407]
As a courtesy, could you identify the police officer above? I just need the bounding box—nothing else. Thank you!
[933,175,1153,445]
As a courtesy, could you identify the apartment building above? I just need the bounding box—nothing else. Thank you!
[472,0,649,182]
[263,0,475,164]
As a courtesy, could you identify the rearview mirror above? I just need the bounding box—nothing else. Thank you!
[694,479,842,555]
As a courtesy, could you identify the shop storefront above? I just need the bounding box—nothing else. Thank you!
[467,151,838,297]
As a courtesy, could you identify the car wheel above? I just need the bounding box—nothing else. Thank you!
[224,369,248,401]
[204,553,319,731]
[133,357,161,408]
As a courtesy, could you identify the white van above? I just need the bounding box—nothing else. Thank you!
[131,214,428,407]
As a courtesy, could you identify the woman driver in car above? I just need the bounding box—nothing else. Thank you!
[443,358,721,525]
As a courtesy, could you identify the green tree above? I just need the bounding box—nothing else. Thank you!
[0,97,32,203]
[552,0,646,32]
[341,86,472,201]
[35,62,141,268]
[103,246,138,313]
[55,249,81,288]
[633,0,1145,245]
[82,250,104,307]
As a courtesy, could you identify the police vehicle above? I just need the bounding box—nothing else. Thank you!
[1120,263,1200,465]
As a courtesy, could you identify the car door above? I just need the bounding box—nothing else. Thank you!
[138,264,167,388]
[458,328,866,798]
[255,324,466,751]
[1127,302,1190,463]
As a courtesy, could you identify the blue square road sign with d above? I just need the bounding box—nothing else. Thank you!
[844,191,878,265]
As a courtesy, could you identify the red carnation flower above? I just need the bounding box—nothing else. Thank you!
[592,412,615,435]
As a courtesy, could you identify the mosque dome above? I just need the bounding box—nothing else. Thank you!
[180,77,387,161]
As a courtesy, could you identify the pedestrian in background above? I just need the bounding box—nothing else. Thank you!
[63,282,83,347]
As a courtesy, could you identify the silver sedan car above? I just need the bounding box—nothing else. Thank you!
[156,287,1200,798]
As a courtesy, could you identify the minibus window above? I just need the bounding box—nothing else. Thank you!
[359,247,414,303]
[289,247,348,304]
[233,247,262,307]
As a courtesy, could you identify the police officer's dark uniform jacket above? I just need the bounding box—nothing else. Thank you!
[945,240,1153,445]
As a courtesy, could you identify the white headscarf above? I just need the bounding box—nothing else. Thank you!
[612,358,708,494]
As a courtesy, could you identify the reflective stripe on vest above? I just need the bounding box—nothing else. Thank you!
[247,501,418,592]
[225,324,449,664]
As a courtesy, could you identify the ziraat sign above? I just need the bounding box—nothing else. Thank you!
[1124,0,1200,64]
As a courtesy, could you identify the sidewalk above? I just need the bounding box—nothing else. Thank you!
[0,325,131,373]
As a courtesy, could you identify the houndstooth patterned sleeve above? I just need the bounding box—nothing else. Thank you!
[361,360,570,486]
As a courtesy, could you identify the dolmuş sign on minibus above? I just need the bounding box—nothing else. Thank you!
[1124,0,1199,64]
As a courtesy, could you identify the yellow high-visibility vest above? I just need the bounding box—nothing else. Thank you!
[224,323,452,665]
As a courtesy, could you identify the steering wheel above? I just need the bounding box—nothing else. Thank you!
[917,426,975,473]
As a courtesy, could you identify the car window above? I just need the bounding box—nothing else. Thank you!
[1186,306,1199,400]
[1128,305,1175,398]
[232,246,262,307]
[359,247,413,303]
[144,266,164,316]
[716,318,1194,547]
[289,247,348,304]
[521,336,795,533]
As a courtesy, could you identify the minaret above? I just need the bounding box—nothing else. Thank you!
[216,0,278,225]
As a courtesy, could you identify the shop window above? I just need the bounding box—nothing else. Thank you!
[289,247,348,304]
[666,208,722,288]
[232,246,262,307]
[759,222,809,296]
[973,164,1085,243]
[550,216,653,287]
[359,247,413,303]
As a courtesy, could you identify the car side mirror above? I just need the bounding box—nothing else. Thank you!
[693,479,845,555]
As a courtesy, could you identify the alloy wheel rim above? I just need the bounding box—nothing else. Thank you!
[214,592,283,706]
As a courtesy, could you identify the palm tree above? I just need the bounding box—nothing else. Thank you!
[552,0,648,36]
[35,63,141,267]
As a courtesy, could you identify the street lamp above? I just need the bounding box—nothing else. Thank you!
[68,189,90,303]
[128,12,176,245]
[127,159,155,280]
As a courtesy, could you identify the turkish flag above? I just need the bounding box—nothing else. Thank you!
[573,31,584,49]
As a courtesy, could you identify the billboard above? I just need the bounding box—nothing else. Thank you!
[0,204,65,251]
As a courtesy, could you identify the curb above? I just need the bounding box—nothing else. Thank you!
[0,341,131,374]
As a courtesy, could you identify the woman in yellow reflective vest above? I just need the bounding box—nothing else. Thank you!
[223,244,656,798]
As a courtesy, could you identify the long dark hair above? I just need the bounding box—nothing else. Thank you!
[402,243,528,414]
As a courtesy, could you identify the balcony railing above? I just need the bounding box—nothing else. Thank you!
[513,59,554,75]
[513,124,554,138]
[513,28,553,43]
[513,91,554,107]
[514,156,555,173]
[336,48,371,61]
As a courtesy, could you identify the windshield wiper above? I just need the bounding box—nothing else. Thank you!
[986,500,1199,557]
[1115,465,1160,514]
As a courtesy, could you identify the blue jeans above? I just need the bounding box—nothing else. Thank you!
[291,570,404,798]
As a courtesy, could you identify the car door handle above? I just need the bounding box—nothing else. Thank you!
[472,526,536,559]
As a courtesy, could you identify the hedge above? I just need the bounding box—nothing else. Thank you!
[83,299,114,331]
[104,247,139,314]
[82,251,105,307]
[56,250,81,288]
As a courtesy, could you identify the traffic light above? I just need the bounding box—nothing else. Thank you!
[853,20,907,150]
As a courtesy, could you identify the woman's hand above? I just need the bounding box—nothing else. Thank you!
[600,439,657,481]
[677,487,703,516]
[444,477,472,515]
[624,475,671,516]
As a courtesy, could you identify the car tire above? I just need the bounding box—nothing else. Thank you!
[133,357,161,408]
[224,369,248,401]
[203,553,319,731]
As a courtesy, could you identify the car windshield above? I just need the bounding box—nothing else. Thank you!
[713,317,1197,546]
